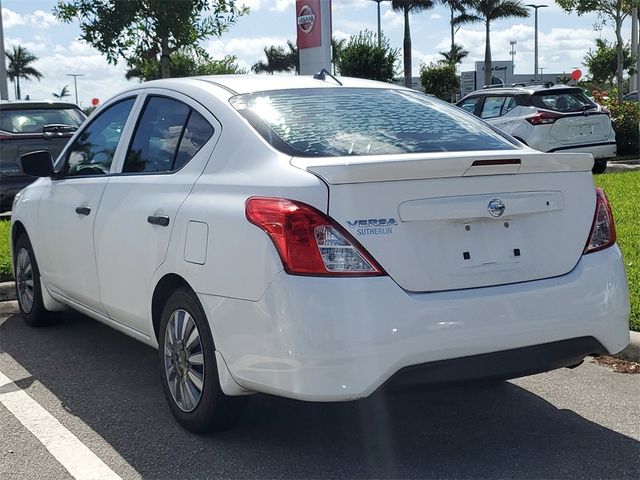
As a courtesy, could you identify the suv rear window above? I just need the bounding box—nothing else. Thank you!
[0,107,85,133]
[531,89,596,113]
[230,88,517,157]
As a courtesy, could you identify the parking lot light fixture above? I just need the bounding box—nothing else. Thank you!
[526,4,548,82]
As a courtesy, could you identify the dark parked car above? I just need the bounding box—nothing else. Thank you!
[0,100,86,211]
[623,91,639,102]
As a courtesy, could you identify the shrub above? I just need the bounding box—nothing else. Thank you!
[419,62,460,101]
[335,31,399,83]
[604,100,640,156]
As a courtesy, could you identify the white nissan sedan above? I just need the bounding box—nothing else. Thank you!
[11,75,630,432]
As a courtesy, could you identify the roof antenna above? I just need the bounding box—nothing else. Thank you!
[313,68,343,86]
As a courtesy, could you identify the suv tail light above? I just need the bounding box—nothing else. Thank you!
[246,197,386,276]
[526,110,562,125]
[584,188,616,254]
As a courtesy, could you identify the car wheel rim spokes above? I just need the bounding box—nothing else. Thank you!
[164,308,204,413]
[16,248,34,314]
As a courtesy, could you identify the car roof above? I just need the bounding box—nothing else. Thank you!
[465,84,582,97]
[0,100,81,110]
[140,74,406,96]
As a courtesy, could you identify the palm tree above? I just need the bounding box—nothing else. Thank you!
[391,0,435,88]
[52,85,70,99]
[5,45,44,100]
[465,0,529,86]
[251,41,298,74]
[439,43,469,65]
[440,0,477,58]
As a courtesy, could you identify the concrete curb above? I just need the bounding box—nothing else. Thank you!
[0,280,638,363]
[615,331,640,363]
[0,281,16,302]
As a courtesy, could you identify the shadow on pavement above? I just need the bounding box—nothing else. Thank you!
[1,311,638,479]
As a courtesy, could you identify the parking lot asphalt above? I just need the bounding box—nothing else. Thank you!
[0,307,639,480]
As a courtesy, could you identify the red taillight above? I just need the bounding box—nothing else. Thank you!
[245,197,386,276]
[525,110,562,125]
[584,188,616,254]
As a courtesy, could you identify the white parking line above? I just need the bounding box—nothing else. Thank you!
[0,370,122,480]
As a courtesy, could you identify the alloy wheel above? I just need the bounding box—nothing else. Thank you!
[163,308,205,412]
[16,248,34,314]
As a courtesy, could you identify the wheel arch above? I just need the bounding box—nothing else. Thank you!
[151,273,193,342]
[12,220,27,246]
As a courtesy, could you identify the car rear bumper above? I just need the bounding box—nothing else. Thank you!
[199,245,630,401]
[545,142,617,159]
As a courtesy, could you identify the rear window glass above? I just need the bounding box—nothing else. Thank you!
[531,90,596,113]
[0,107,85,133]
[230,88,517,157]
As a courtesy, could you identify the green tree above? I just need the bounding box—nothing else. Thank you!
[335,31,399,82]
[5,45,44,100]
[584,38,636,88]
[440,0,479,58]
[52,85,71,99]
[251,41,298,74]
[556,0,640,102]
[465,0,529,87]
[419,61,460,100]
[126,49,244,81]
[439,43,469,65]
[55,0,247,79]
[391,0,436,88]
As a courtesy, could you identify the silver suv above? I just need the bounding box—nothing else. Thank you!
[456,84,616,173]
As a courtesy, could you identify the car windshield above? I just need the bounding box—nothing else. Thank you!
[531,90,597,113]
[0,107,85,134]
[230,88,517,157]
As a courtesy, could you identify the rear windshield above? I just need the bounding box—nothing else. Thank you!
[230,88,517,157]
[531,89,596,113]
[0,107,85,133]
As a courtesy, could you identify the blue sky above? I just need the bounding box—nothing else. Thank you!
[2,0,625,106]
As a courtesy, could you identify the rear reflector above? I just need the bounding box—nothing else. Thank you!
[246,197,385,276]
[526,111,562,125]
[584,188,616,254]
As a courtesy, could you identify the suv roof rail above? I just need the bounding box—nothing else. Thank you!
[482,81,557,90]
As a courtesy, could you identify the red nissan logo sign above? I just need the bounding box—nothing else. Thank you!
[297,5,315,34]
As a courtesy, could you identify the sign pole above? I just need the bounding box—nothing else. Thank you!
[297,0,332,75]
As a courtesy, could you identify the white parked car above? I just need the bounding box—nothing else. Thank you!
[456,84,617,173]
[11,75,630,432]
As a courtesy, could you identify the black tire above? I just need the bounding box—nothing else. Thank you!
[13,234,55,326]
[592,160,607,174]
[158,287,245,433]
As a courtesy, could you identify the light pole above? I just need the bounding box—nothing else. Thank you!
[526,4,547,82]
[371,0,384,46]
[510,40,517,76]
[0,0,9,100]
[66,73,84,105]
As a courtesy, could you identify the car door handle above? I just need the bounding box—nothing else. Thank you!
[75,206,91,216]
[147,215,170,227]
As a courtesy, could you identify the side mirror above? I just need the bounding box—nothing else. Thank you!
[20,151,54,177]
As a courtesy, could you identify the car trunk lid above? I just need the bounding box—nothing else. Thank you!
[293,150,596,292]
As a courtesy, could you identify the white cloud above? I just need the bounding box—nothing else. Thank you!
[31,10,59,29]
[271,0,294,12]
[5,37,47,54]
[240,0,262,11]
[205,36,291,61]
[1,8,25,28]
[2,8,58,30]
[382,9,404,29]
[430,13,442,20]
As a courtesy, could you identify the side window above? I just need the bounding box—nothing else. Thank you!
[502,96,517,115]
[480,97,506,119]
[174,111,214,170]
[63,98,135,176]
[123,97,213,174]
[458,98,479,115]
